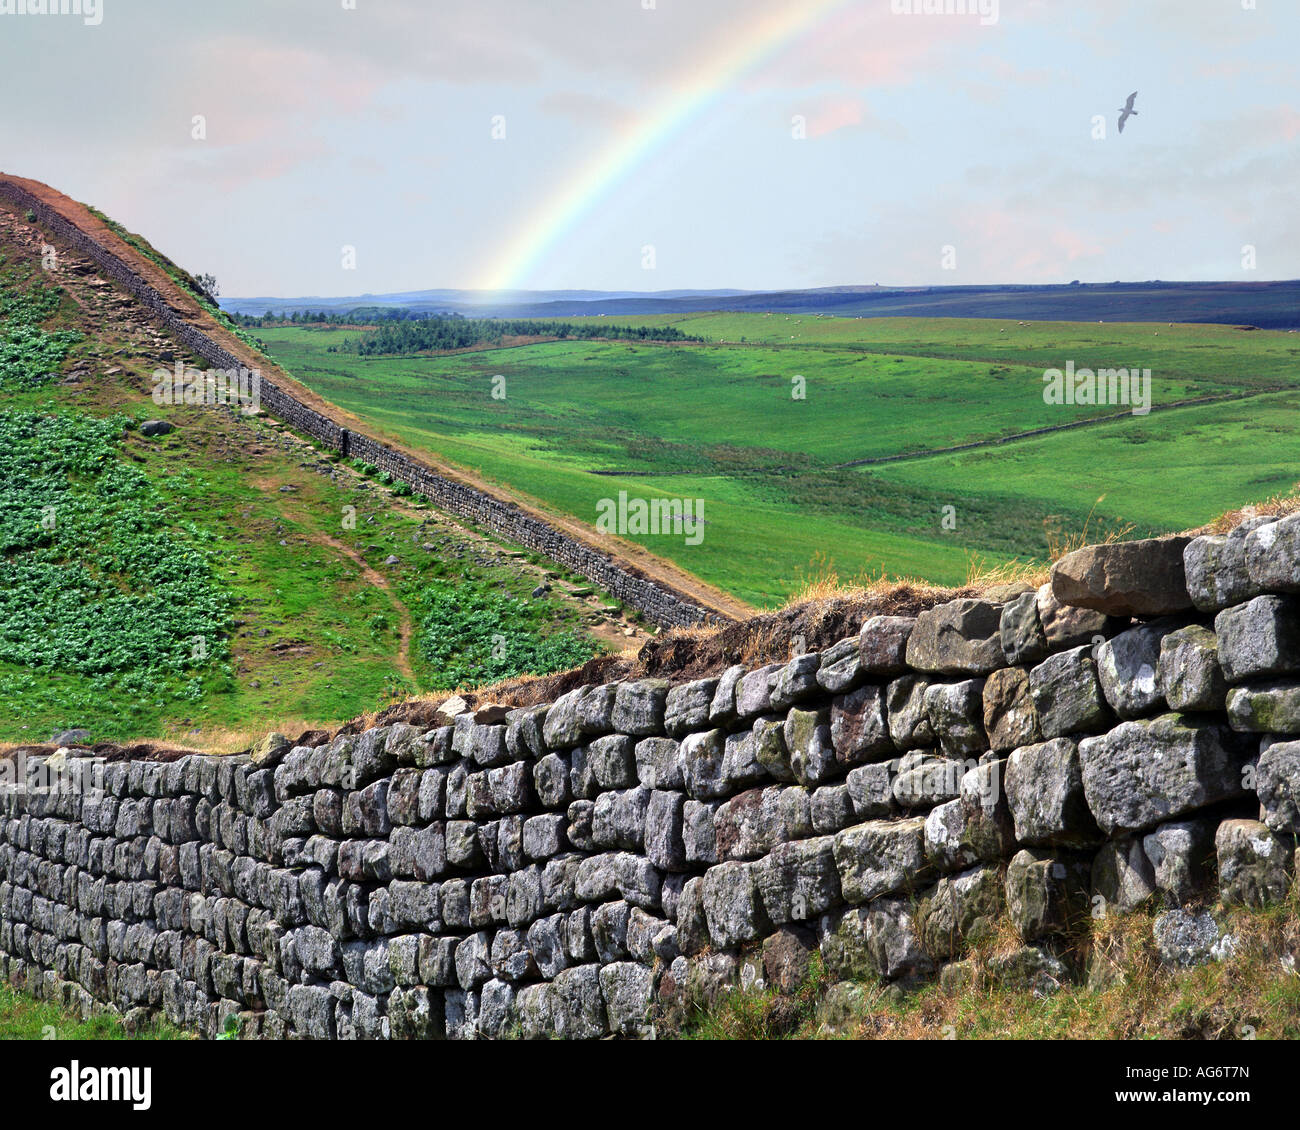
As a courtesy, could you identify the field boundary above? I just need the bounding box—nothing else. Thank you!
[0,173,738,629]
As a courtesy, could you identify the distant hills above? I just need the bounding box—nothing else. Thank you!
[222,280,1300,329]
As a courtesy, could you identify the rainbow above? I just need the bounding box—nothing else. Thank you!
[477,0,851,292]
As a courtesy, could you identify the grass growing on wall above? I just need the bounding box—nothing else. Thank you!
[0,981,192,1041]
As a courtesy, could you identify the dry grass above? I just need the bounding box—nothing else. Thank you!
[1192,481,1300,536]
[677,896,1300,1041]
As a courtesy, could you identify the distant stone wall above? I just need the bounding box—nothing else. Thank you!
[0,177,718,630]
[3,522,1299,1038]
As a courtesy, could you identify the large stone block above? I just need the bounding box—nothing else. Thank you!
[1216,818,1294,907]
[858,616,916,675]
[1050,536,1193,617]
[752,835,841,925]
[1183,516,1273,612]
[1226,680,1300,733]
[1005,738,1100,848]
[1257,739,1300,833]
[829,684,892,766]
[905,599,1004,675]
[832,817,930,904]
[1030,646,1112,739]
[1078,714,1252,835]
[701,861,770,949]
[1215,595,1300,683]
[1096,618,1184,719]
[1004,849,1091,942]
[1244,512,1300,594]
[1157,625,1228,712]
[983,666,1042,752]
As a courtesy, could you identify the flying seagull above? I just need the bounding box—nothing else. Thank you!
[1117,91,1139,133]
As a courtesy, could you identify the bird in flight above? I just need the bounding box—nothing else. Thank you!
[1117,91,1139,133]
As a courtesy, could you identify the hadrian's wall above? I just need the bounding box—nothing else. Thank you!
[0,176,718,630]
[3,522,1300,1038]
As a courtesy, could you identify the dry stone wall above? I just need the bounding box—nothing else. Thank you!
[0,176,717,630]
[3,519,1300,1038]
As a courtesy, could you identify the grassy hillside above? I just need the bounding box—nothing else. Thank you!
[0,211,627,748]
[254,313,1300,606]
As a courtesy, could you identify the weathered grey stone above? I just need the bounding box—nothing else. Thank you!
[986,945,1071,993]
[505,704,548,760]
[612,679,669,736]
[916,865,1003,959]
[924,679,988,758]
[585,734,637,790]
[574,852,621,904]
[417,936,458,987]
[514,982,556,1040]
[924,759,1016,870]
[542,687,586,749]
[1257,739,1300,833]
[736,664,780,719]
[905,599,1004,675]
[1142,818,1215,906]
[443,988,479,1041]
[1000,590,1049,666]
[453,931,492,991]
[1152,908,1230,967]
[784,706,836,786]
[1050,536,1193,617]
[1091,837,1157,913]
[1079,714,1251,835]
[533,752,570,809]
[751,715,793,782]
[592,787,650,851]
[523,813,568,860]
[615,852,662,910]
[1244,511,1300,594]
[845,762,897,821]
[682,799,719,865]
[833,817,929,904]
[816,637,864,694]
[887,675,936,748]
[664,678,719,738]
[1158,625,1228,712]
[1005,738,1100,848]
[566,799,596,851]
[490,929,538,983]
[818,899,932,982]
[763,924,818,994]
[1216,818,1294,907]
[752,835,841,925]
[811,783,855,833]
[1035,582,1119,650]
[634,737,682,791]
[644,789,686,871]
[701,861,770,948]
[770,653,822,711]
[859,615,916,675]
[551,965,607,1039]
[708,665,746,726]
[829,684,892,766]
[577,683,618,735]
[680,729,728,800]
[590,900,631,962]
[1030,647,1112,738]
[1097,619,1184,719]
[1215,595,1300,683]
[714,786,811,862]
[674,877,709,956]
[526,914,569,980]
[1004,849,1091,941]
[891,752,967,811]
[487,760,534,814]
[982,667,1040,755]
[600,962,654,1037]
[721,728,767,790]
[1184,517,1273,612]
[1226,680,1300,733]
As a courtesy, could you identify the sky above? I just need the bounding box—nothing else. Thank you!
[0,0,1296,297]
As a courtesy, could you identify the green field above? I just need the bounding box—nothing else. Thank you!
[253,313,1300,606]
[0,235,613,747]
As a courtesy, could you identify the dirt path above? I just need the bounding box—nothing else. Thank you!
[2,172,752,625]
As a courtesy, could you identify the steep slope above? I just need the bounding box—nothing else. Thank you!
[0,195,646,748]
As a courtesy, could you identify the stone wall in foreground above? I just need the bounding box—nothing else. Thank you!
[3,519,1300,1038]
[0,175,719,630]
